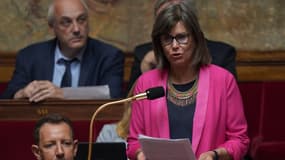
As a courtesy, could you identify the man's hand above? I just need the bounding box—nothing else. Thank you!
[14,80,64,102]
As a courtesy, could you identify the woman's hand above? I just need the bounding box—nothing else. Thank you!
[137,151,146,160]
[198,148,232,160]
[136,149,146,160]
[198,151,216,160]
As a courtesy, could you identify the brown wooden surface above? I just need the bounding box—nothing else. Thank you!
[1,50,285,82]
[236,51,285,81]
[0,99,125,121]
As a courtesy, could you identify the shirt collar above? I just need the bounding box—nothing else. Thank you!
[55,43,85,64]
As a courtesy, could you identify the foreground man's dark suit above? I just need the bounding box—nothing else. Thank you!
[1,37,124,99]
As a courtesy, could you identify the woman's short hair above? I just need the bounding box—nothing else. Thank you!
[154,0,197,16]
[151,1,211,72]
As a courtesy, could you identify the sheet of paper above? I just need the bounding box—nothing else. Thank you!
[138,134,196,160]
[63,85,110,99]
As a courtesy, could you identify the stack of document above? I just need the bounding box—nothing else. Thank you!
[138,134,196,160]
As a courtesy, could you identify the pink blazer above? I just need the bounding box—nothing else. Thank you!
[126,65,249,160]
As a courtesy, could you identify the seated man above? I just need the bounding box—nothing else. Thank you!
[128,0,237,91]
[1,0,124,101]
[31,113,78,160]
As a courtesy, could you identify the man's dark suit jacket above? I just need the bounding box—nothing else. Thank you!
[128,40,237,91]
[1,37,124,99]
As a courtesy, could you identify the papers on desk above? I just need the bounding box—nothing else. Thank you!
[63,85,110,99]
[138,134,196,160]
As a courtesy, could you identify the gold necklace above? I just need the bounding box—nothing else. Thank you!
[167,77,198,107]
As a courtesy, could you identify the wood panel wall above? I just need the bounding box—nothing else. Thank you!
[1,51,285,83]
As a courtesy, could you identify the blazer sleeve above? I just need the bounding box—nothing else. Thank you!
[0,50,32,99]
[219,74,250,159]
[126,81,146,160]
[101,49,125,98]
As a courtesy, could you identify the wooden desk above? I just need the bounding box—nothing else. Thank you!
[0,99,125,121]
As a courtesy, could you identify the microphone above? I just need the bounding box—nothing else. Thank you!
[133,86,165,100]
[88,86,165,160]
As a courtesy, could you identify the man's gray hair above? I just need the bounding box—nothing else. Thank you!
[47,0,89,27]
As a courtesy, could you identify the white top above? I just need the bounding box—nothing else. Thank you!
[96,123,126,143]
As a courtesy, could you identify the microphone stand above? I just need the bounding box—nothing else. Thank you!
[87,93,147,160]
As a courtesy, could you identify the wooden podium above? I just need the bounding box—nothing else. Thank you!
[0,99,125,120]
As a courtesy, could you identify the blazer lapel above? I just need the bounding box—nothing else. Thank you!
[192,66,210,153]
[45,40,56,81]
[155,69,170,138]
[79,41,93,86]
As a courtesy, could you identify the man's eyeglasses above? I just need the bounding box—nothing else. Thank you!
[160,33,190,46]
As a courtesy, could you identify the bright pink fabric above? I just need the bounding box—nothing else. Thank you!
[126,65,249,160]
